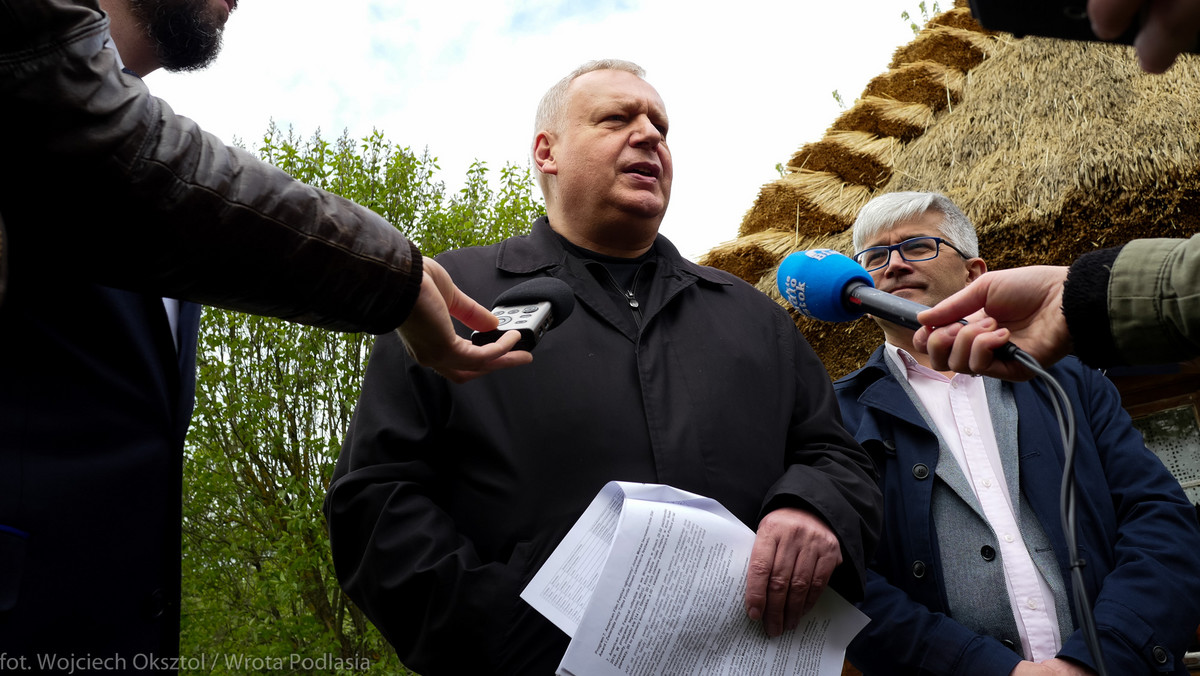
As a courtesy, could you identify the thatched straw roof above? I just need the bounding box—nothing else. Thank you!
[700,0,1200,379]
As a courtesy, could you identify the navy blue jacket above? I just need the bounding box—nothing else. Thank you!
[835,347,1200,675]
[0,279,200,658]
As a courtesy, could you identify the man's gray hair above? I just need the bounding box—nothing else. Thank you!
[535,59,646,137]
[851,191,979,258]
[532,59,646,196]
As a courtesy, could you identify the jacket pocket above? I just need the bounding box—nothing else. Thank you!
[0,525,28,612]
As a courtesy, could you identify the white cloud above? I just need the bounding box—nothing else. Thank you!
[148,0,920,260]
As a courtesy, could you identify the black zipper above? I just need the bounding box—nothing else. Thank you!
[595,262,649,329]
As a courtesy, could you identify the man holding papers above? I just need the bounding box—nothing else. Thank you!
[524,482,871,676]
[324,59,882,674]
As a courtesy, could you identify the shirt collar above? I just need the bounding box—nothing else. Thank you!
[884,342,980,385]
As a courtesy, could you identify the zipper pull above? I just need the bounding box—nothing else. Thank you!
[625,290,639,309]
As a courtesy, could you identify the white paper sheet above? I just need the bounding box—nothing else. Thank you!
[521,481,870,676]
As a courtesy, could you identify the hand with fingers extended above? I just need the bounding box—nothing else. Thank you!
[395,257,533,383]
[1089,0,1200,73]
[744,507,843,637]
[913,266,1071,380]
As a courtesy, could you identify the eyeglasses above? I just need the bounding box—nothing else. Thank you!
[852,236,963,272]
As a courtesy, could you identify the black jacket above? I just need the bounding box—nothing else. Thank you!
[0,0,424,663]
[325,217,882,674]
[0,0,423,331]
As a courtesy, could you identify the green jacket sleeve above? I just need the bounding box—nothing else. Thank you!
[1064,236,1200,367]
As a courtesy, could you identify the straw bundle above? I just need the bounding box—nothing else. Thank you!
[748,230,855,299]
[829,97,935,142]
[787,131,901,190]
[734,169,873,240]
[863,61,966,113]
[927,5,1000,34]
[700,230,815,285]
[888,24,997,72]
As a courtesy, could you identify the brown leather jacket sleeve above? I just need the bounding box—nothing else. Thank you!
[0,0,422,334]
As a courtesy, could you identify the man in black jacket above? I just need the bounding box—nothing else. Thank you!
[325,59,883,674]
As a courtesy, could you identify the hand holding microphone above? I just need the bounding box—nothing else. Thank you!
[397,259,541,384]
[775,248,1022,365]
[914,267,1073,382]
[471,277,576,352]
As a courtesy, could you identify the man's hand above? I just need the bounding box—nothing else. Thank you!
[744,507,842,638]
[913,266,1072,381]
[1089,0,1200,73]
[1011,658,1098,676]
[396,257,533,383]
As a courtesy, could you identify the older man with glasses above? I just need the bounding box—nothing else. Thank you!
[832,191,1200,676]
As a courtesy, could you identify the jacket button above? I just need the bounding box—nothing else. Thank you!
[911,560,926,578]
[912,463,930,480]
[1000,639,1019,654]
[980,545,996,561]
[1152,645,1169,664]
[883,439,896,451]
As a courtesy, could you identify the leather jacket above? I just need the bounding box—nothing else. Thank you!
[0,0,421,333]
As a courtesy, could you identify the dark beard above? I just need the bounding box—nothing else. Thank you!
[130,0,229,72]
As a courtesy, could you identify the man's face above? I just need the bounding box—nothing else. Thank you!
[130,0,235,72]
[540,69,672,231]
[861,209,984,308]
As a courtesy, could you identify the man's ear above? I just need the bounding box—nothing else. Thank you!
[533,132,557,176]
[966,257,988,283]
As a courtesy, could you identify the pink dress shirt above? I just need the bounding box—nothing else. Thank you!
[886,344,1061,661]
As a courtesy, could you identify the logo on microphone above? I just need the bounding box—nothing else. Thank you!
[781,276,809,316]
[777,248,870,323]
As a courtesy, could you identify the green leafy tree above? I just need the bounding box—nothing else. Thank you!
[181,124,543,674]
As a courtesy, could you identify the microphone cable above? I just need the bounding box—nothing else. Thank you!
[1009,347,1109,676]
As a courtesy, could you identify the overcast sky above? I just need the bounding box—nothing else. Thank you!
[148,0,922,261]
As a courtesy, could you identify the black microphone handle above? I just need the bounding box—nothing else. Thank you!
[844,282,926,331]
[844,282,1023,362]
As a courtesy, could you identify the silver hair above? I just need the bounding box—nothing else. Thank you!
[851,191,979,258]
[532,59,647,196]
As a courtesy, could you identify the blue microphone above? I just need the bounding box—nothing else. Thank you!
[776,248,928,329]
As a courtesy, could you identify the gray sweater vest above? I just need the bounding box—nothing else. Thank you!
[883,357,1074,655]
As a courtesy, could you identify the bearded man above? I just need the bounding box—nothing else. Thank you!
[0,0,527,667]
[0,0,239,664]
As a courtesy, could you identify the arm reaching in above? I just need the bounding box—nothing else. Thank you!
[744,507,842,638]
[396,258,533,383]
[1089,0,1200,73]
[913,266,1071,380]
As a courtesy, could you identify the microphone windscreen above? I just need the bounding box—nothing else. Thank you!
[776,249,874,323]
[493,277,576,328]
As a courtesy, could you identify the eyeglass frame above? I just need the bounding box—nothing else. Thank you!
[852,236,966,272]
